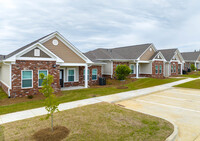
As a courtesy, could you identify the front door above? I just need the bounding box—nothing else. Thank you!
[60,69,64,87]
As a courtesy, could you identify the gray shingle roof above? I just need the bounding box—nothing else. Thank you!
[2,32,56,60]
[84,43,152,62]
[149,51,159,60]
[158,48,177,61]
[181,52,200,61]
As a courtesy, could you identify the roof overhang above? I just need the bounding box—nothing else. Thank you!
[39,31,93,64]
[4,43,64,63]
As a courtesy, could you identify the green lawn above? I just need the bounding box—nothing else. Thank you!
[0,78,183,115]
[174,79,200,89]
[0,87,8,100]
[0,126,3,141]
[181,71,200,78]
[1,103,173,141]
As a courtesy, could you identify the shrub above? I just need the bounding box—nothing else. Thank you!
[115,65,131,80]
[191,64,197,71]
[27,95,33,99]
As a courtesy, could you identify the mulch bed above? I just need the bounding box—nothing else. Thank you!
[33,126,70,141]
[0,92,63,106]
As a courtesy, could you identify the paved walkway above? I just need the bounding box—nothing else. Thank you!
[117,87,200,141]
[0,77,198,125]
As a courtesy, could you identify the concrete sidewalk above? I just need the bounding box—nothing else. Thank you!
[0,77,198,125]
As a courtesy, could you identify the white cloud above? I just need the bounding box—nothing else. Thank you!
[0,0,199,55]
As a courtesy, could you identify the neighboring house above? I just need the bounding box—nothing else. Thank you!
[159,49,185,77]
[0,32,102,98]
[181,52,200,71]
[85,43,167,79]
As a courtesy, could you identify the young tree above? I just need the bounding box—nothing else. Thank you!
[39,73,59,132]
[115,65,131,80]
[191,64,197,71]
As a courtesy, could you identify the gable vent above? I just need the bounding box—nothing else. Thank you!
[34,49,40,56]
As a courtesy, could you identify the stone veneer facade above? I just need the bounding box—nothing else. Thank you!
[10,60,60,98]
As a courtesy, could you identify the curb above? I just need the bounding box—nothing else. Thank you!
[123,107,178,141]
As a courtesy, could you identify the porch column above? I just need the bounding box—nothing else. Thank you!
[195,62,197,71]
[181,63,183,75]
[85,64,88,88]
[136,62,139,78]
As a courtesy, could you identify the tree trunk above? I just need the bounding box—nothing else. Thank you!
[51,113,53,132]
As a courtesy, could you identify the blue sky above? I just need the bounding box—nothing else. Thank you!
[0,0,200,55]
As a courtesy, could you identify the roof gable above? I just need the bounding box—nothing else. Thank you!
[150,51,166,61]
[20,47,51,58]
[2,32,92,63]
[42,36,86,63]
[159,49,178,61]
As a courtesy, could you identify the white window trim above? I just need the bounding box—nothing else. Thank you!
[21,70,33,89]
[92,68,98,80]
[67,68,76,82]
[38,70,48,87]
[159,65,162,74]
[155,65,158,74]
[83,69,90,81]
[129,64,135,74]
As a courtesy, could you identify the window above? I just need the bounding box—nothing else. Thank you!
[159,65,162,74]
[174,65,176,73]
[171,65,173,73]
[34,49,40,56]
[155,65,158,74]
[22,70,33,88]
[83,69,90,81]
[92,69,97,80]
[68,69,75,82]
[130,64,135,74]
[38,70,48,86]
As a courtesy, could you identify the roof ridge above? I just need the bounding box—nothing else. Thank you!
[158,48,177,51]
[4,32,56,59]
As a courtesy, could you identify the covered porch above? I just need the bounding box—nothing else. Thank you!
[129,61,152,78]
[59,63,89,88]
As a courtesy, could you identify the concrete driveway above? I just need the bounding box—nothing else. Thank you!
[117,87,200,141]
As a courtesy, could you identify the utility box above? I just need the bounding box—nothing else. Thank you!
[99,77,106,85]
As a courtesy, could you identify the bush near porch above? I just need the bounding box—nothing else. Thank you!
[0,78,183,115]
[0,103,174,141]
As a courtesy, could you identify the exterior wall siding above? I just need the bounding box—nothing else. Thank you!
[140,46,155,61]
[0,63,10,88]
[10,60,60,98]
[42,37,86,63]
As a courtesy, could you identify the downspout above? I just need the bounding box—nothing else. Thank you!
[3,62,11,98]
[111,60,113,79]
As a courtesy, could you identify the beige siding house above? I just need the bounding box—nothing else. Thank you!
[0,32,102,98]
